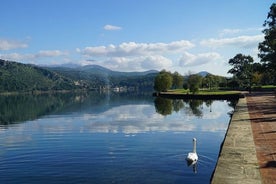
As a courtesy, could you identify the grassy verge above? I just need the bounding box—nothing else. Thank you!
[254,85,276,90]
[166,89,241,95]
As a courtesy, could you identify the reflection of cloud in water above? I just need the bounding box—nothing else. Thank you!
[79,103,230,134]
[202,101,229,120]
[82,104,195,134]
[1,101,232,136]
[201,121,229,133]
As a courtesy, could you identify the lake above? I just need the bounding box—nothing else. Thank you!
[0,92,236,184]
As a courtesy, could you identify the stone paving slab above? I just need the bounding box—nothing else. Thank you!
[211,98,262,184]
[247,92,276,184]
[212,92,276,184]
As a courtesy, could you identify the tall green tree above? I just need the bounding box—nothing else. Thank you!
[258,3,276,84]
[187,74,202,94]
[154,70,173,92]
[228,54,254,89]
[172,71,184,89]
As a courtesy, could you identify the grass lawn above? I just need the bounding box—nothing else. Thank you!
[258,85,276,89]
[166,89,241,95]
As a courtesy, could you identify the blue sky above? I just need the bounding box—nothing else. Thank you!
[0,0,274,76]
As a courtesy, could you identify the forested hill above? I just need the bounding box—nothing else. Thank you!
[45,64,159,90]
[0,59,80,92]
[0,60,159,93]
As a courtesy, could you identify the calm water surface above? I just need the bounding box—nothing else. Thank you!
[0,92,236,184]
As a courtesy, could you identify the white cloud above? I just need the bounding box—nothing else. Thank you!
[80,40,194,57]
[36,50,68,57]
[77,40,191,71]
[0,50,68,62]
[200,35,264,49]
[0,53,33,61]
[0,39,28,50]
[141,55,172,69]
[219,29,242,37]
[179,52,221,67]
[81,104,197,134]
[219,28,263,37]
[104,24,122,31]
[89,55,172,71]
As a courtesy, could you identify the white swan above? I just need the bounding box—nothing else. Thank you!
[186,138,198,165]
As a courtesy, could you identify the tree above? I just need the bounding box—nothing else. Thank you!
[252,72,262,86]
[154,71,173,92]
[172,72,184,89]
[203,74,217,90]
[187,74,202,94]
[258,3,276,84]
[228,54,254,89]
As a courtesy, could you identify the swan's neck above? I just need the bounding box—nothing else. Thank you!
[193,140,197,153]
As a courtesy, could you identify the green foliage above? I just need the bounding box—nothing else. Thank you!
[228,54,254,89]
[258,3,276,84]
[154,70,185,92]
[172,71,184,89]
[202,74,226,89]
[187,74,202,94]
[48,66,157,90]
[154,71,173,92]
[0,60,158,93]
[0,60,79,92]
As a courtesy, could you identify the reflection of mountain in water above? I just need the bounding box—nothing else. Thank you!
[0,93,75,124]
[0,92,237,134]
[0,92,153,125]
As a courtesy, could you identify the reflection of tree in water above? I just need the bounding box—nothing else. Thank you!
[154,97,185,116]
[172,99,184,112]
[155,97,204,116]
[205,100,213,108]
[154,97,173,116]
[227,100,237,109]
[155,98,233,118]
[185,99,204,118]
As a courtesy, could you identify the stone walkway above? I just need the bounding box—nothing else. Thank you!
[211,92,276,184]
[211,97,261,184]
[247,92,276,184]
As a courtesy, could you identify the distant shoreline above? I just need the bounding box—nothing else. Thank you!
[0,89,90,96]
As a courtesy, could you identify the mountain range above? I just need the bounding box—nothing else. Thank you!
[47,64,158,77]
[0,59,216,93]
[0,59,158,93]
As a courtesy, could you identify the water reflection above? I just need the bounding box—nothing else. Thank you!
[186,160,198,173]
[0,92,236,134]
[154,97,210,117]
[0,94,70,124]
[0,92,236,183]
[0,92,152,125]
[154,97,235,118]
